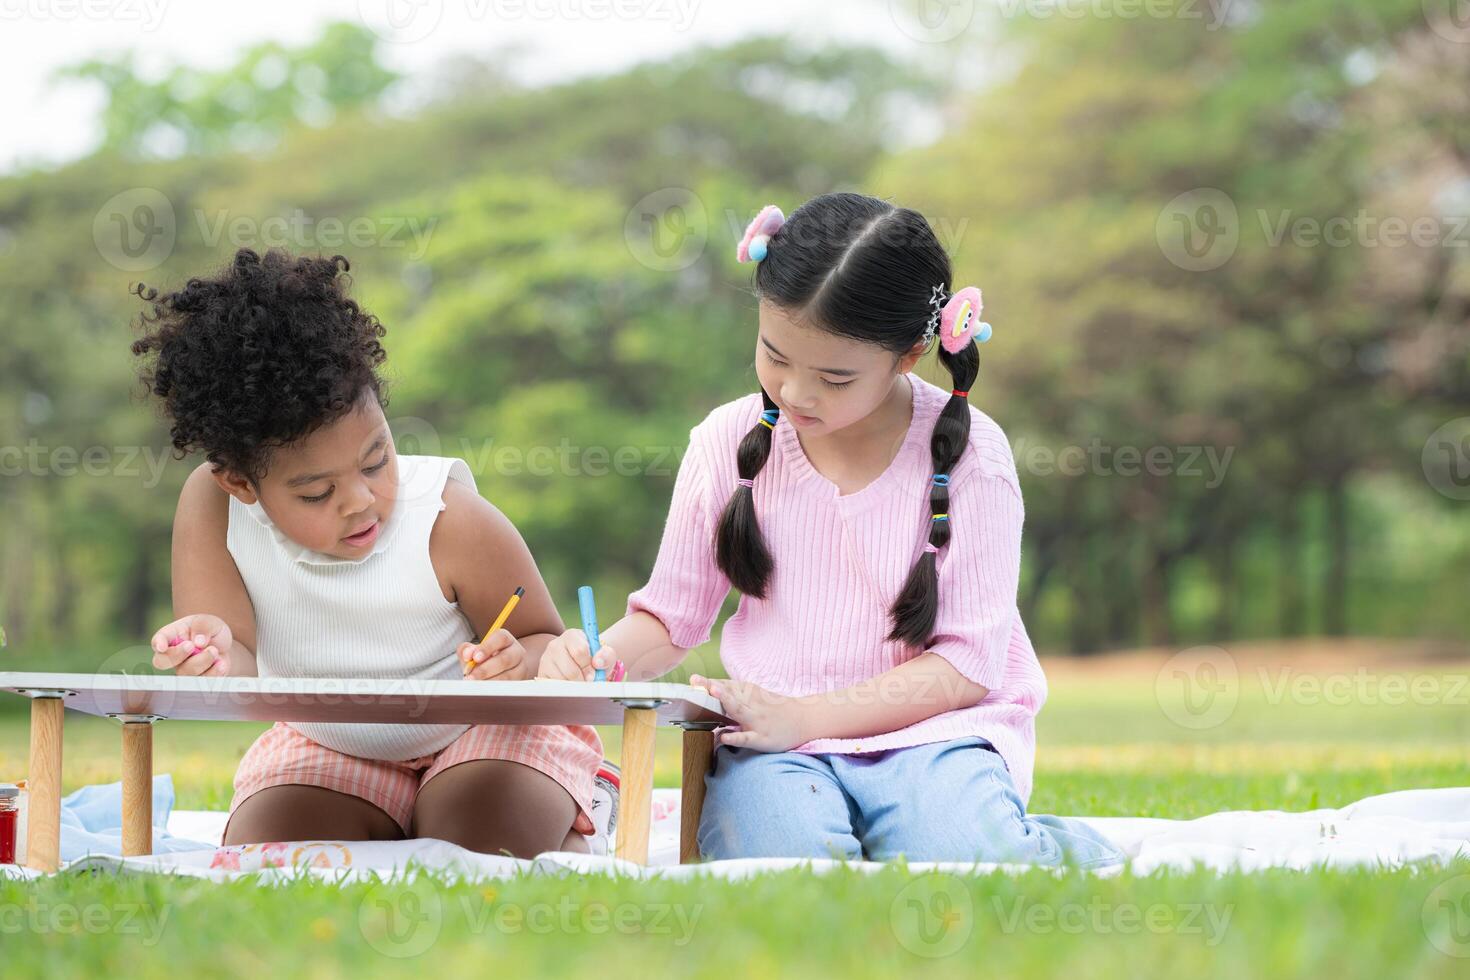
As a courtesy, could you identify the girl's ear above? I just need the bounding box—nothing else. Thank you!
[211,466,259,505]
[898,340,928,374]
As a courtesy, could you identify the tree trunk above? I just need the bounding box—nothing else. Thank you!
[1104,532,1133,647]
[1212,525,1237,641]
[1278,501,1304,636]
[1021,533,1057,627]
[1063,481,1101,655]
[1323,478,1350,636]
[120,534,154,642]
[1138,502,1174,647]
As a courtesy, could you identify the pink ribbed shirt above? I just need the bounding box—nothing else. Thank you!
[626,374,1048,803]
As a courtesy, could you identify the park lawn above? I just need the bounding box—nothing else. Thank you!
[0,656,1467,976]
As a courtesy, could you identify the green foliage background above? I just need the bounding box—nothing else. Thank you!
[2,5,1468,669]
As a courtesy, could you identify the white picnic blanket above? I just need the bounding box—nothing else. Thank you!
[4,786,1467,882]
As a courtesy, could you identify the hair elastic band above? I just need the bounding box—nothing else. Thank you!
[758,409,779,430]
[932,474,950,487]
[931,513,950,523]
[924,542,940,555]
[737,478,755,489]
[952,390,969,398]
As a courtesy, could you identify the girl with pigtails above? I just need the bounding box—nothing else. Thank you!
[537,192,1123,866]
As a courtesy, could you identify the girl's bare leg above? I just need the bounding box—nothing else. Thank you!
[411,759,590,858]
[223,784,406,844]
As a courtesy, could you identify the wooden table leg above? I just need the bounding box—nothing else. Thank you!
[26,696,64,873]
[121,721,154,857]
[679,728,714,864]
[614,707,657,864]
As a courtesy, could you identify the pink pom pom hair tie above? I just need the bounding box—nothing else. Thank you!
[737,205,786,263]
[939,286,992,354]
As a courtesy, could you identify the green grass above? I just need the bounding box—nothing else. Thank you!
[1,659,1468,977]
[4,863,1470,978]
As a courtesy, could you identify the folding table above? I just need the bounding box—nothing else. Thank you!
[0,672,731,872]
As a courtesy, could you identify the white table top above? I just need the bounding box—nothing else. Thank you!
[0,671,731,727]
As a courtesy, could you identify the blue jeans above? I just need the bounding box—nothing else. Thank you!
[697,736,1124,868]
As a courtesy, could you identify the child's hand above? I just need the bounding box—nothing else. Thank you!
[536,629,618,682]
[150,614,232,677]
[459,630,532,681]
[689,674,810,753]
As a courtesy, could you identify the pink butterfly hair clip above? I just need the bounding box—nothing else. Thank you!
[737,205,786,263]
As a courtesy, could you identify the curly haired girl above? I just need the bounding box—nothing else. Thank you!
[132,247,606,857]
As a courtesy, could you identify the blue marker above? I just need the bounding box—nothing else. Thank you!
[579,585,605,682]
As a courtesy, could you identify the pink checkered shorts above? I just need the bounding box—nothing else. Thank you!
[227,721,603,835]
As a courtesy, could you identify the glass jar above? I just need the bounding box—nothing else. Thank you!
[0,784,18,865]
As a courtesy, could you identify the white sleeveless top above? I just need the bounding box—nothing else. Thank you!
[226,454,477,761]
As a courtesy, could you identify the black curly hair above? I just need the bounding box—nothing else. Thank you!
[131,247,389,482]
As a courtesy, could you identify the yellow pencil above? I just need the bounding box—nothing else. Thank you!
[464,586,524,675]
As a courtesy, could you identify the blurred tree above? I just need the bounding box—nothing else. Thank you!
[51,22,399,159]
[0,32,928,666]
[2,10,1467,668]
[878,0,1467,649]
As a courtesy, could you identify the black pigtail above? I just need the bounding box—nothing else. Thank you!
[887,334,981,647]
[714,390,780,598]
